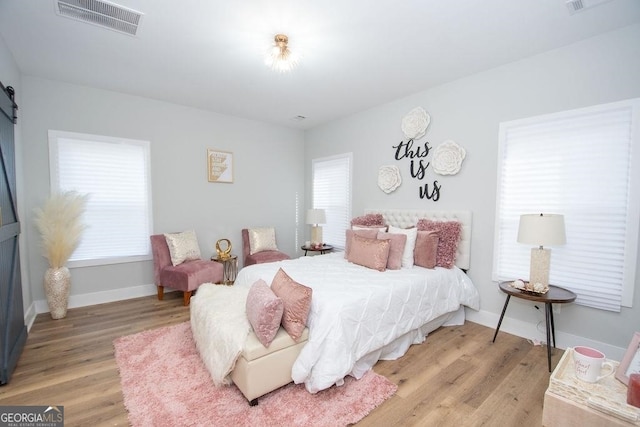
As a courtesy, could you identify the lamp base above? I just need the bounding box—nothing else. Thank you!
[311,226,323,247]
[529,247,551,288]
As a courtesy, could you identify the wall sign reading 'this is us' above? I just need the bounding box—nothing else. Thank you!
[392,139,441,201]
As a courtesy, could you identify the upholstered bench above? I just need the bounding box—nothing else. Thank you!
[231,326,309,405]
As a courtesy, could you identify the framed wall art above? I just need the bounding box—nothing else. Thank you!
[207,149,233,183]
[616,331,640,385]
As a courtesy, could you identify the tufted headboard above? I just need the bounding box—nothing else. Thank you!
[364,208,472,271]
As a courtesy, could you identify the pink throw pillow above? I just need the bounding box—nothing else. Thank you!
[350,213,385,227]
[416,219,462,268]
[245,279,284,347]
[414,231,439,269]
[344,229,379,259]
[377,232,407,270]
[347,234,391,272]
[271,268,312,341]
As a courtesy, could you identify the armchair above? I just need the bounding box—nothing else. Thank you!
[150,234,223,306]
[242,228,290,267]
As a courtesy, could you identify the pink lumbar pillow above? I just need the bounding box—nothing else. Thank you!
[417,219,462,268]
[245,279,284,347]
[347,234,391,272]
[414,230,439,269]
[344,228,379,259]
[377,231,407,270]
[271,268,312,341]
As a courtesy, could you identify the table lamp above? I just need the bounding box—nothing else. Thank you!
[517,213,566,289]
[306,209,326,248]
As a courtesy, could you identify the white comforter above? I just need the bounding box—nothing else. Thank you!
[234,253,480,393]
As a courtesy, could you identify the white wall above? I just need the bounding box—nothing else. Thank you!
[304,24,640,356]
[20,76,305,316]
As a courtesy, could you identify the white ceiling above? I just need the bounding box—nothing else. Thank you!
[1,0,639,130]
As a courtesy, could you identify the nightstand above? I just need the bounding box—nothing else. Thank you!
[301,244,333,256]
[492,281,576,372]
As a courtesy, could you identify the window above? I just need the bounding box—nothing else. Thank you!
[312,153,352,248]
[493,99,640,312]
[48,130,153,267]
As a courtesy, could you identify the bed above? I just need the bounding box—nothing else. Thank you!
[232,209,480,393]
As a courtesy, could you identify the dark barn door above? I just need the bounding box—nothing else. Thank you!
[0,82,26,385]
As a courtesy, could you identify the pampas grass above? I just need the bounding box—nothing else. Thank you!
[34,191,88,269]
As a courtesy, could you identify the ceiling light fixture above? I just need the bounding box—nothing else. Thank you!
[265,34,298,72]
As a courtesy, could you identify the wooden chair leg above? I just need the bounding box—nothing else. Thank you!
[157,285,164,301]
[183,291,192,306]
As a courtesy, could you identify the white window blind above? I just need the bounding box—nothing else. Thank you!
[493,99,640,312]
[48,130,153,267]
[312,153,352,248]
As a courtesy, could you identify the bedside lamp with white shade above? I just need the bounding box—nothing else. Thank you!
[517,213,566,289]
[306,209,326,248]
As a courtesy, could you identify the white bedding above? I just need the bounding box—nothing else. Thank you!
[234,252,480,393]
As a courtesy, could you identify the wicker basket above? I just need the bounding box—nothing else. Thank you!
[549,348,640,424]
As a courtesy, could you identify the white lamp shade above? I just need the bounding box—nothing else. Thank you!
[306,209,326,225]
[517,213,566,247]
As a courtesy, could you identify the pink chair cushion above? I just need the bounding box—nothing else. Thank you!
[159,259,223,292]
[246,251,290,266]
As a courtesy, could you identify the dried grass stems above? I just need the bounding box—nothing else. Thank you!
[34,191,88,269]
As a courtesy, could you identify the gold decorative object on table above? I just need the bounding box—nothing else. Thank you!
[216,238,232,260]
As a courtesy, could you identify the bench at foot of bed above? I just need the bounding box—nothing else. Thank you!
[231,326,309,405]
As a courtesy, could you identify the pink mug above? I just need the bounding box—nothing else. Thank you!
[572,346,615,383]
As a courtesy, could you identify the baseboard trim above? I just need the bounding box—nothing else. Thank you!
[465,308,626,361]
[32,283,160,316]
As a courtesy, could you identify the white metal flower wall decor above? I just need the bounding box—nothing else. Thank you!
[432,140,466,175]
[377,165,402,193]
[401,107,430,140]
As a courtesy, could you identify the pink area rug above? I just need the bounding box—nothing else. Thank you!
[114,322,397,426]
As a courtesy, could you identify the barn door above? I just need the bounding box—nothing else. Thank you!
[0,82,26,385]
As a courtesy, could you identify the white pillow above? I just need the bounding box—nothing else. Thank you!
[387,225,418,268]
[248,227,278,255]
[164,230,202,266]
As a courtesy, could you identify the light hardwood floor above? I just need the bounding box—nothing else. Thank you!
[0,293,559,426]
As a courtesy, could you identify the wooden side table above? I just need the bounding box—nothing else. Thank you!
[211,255,238,285]
[301,244,333,256]
[492,281,576,372]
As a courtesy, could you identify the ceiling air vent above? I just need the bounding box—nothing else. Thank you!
[55,0,144,36]
[565,0,613,15]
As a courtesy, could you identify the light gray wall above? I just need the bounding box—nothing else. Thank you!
[0,34,31,315]
[21,76,305,305]
[304,23,640,351]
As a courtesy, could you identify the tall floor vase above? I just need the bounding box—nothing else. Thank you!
[44,266,71,319]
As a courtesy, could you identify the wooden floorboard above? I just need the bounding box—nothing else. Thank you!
[0,293,557,426]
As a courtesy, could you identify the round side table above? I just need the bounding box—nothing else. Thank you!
[211,255,238,285]
[492,281,576,372]
[301,244,333,256]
